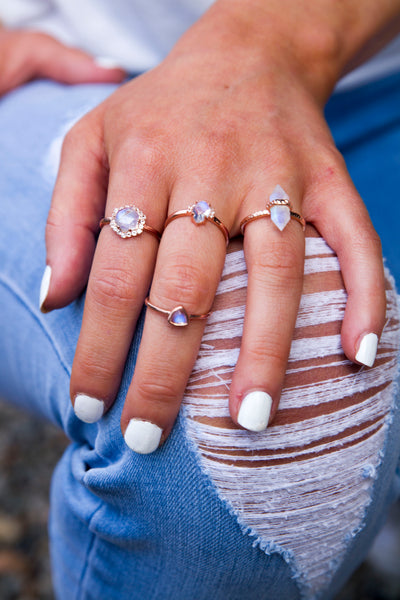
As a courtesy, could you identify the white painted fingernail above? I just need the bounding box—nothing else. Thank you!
[74,394,104,423]
[124,419,163,454]
[94,56,123,70]
[39,265,52,311]
[238,391,272,432]
[356,333,378,367]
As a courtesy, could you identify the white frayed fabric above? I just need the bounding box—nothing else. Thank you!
[181,235,400,598]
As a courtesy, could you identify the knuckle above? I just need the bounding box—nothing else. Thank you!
[157,258,213,309]
[251,238,303,281]
[114,132,166,172]
[73,353,116,386]
[245,337,288,373]
[135,378,179,407]
[91,267,136,310]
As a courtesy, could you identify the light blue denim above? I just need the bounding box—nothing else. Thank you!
[0,72,400,600]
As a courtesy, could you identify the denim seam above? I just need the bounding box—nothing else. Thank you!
[75,503,103,600]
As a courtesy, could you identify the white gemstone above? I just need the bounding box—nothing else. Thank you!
[269,184,289,203]
[270,204,291,231]
[192,201,212,223]
[115,207,139,232]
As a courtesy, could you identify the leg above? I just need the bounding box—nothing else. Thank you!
[0,79,399,600]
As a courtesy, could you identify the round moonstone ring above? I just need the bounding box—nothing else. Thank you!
[100,205,161,240]
[240,185,306,234]
[145,298,210,327]
[164,201,229,245]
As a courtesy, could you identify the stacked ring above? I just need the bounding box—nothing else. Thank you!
[240,185,305,234]
[145,298,210,327]
[100,205,161,240]
[164,201,229,245]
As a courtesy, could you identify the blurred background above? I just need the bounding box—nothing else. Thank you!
[0,400,399,600]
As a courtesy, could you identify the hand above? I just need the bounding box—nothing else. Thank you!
[0,27,125,96]
[41,0,389,453]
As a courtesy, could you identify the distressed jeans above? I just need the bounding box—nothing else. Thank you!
[0,72,400,600]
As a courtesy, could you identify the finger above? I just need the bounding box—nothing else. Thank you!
[33,33,126,84]
[70,143,167,423]
[121,192,229,453]
[41,110,107,311]
[229,183,305,432]
[307,161,386,368]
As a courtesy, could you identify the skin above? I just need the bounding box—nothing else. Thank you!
[2,0,400,450]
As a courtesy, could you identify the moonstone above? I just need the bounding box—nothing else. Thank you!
[269,184,289,202]
[192,201,212,223]
[169,307,189,326]
[270,204,291,231]
[115,207,139,232]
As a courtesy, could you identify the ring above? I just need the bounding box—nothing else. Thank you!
[164,201,229,245]
[240,185,306,234]
[145,298,210,327]
[100,205,161,240]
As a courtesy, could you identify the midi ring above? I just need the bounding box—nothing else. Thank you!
[240,185,306,234]
[145,298,210,327]
[100,205,161,240]
[164,201,229,246]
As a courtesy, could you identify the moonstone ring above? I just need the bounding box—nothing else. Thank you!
[164,201,229,245]
[240,185,306,234]
[145,298,210,327]
[100,205,161,240]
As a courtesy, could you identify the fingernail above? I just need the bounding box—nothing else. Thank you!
[74,394,104,423]
[237,391,272,432]
[124,419,163,454]
[94,56,123,70]
[39,265,52,312]
[355,333,378,367]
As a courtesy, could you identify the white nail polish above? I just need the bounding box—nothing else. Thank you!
[238,391,272,432]
[39,265,52,311]
[94,56,123,70]
[74,394,104,423]
[124,419,163,454]
[356,333,378,367]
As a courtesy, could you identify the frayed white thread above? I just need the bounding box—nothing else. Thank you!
[181,245,400,598]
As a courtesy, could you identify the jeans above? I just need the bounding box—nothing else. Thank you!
[0,72,399,600]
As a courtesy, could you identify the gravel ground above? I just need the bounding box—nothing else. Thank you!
[0,400,399,600]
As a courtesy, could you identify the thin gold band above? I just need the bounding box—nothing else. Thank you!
[145,298,210,327]
[240,209,306,234]
[100,217,161,240]
[164,204,229,246]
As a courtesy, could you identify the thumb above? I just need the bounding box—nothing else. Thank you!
[34,33,126,84]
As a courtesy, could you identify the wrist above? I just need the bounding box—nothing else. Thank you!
[173,0,400,103]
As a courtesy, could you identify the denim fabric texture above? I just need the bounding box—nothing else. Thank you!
[0,73,399,599]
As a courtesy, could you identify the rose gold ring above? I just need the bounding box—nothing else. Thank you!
[240,185,305,234]
[164,201,229,246]
[100,205,161,240]
[145,298,210,327]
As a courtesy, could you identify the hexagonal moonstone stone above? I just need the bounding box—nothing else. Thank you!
[115,207,139,232]
[192,201,212,224]
[270,205,291,231]
[269,184,289,202]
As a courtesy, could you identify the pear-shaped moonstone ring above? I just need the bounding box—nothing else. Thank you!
[240,185,306,235]
[100,205,161,240]
[164,201,229,246]
[145,298,211,327]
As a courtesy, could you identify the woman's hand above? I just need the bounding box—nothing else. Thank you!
[41,0,394,453]
[0,27,125,96]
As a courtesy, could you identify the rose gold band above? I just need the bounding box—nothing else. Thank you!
[145,298,210,327]
[240,209,306,234]
[164,201,229,246]
[100,217,161,240]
